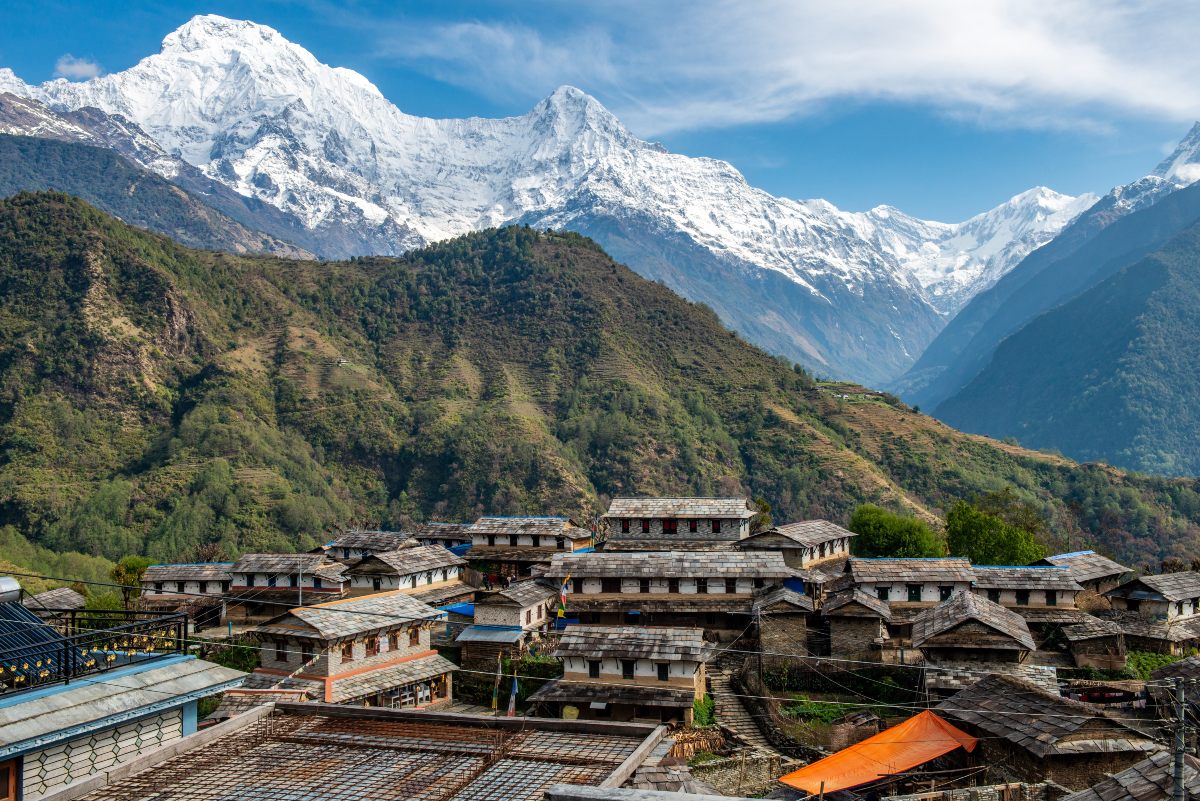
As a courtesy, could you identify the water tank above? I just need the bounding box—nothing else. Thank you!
[0,575,21,604]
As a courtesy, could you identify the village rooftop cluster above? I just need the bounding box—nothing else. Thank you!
[4,496,1200,801]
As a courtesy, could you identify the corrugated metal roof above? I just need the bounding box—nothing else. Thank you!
[455,625,526,644]
[0,600,67,679]
[603,497,754,519]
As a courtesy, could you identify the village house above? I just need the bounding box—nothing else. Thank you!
[1062,617,1127,670]
[601,497,755,550]
[409,521,474,552]
[528,625,714,724]
[913,591,1035,664]
[1034,550,1132,595]
[1059,751,1200,801]
[324,530,409,561]
[753,586,815,663]
[20,586,85,622]
[241,590,456,709]
[226,553,349,621]
[937,674,1163,791]
[465,516,594,580]
[0,578,243,801]
[545,551,791,639]
[736,520,855,601]
[344,544,471,606]
[139,562,233,630]
[821,588,892,662]
[456,579,557,667]
[40,702,680,801]
[969,564,1093,643]
[846,557,975,648]
[1103,572,1200,653]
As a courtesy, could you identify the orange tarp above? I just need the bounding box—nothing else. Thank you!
[779,710,978,794]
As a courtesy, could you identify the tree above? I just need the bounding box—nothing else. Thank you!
[110,555,153,609]
[750,496,773,534]
[849,505,943,558]
[945,501,1045,565]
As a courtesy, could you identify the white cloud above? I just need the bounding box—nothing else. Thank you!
[54,54,102,81]
[371,0,1200,136]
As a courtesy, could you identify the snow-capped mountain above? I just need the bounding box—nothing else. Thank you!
[0,15,1095,384]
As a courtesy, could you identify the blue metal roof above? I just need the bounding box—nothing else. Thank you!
[0,601,67,683]
[454,625,525,644]
[438,602,475,616]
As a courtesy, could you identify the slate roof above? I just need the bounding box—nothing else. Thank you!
[143,563,234,583]
[1063,617,1125,642]
[1059,750,1200,801]
[1038,551,1132,584]
[912,592,1035,651]
[603,497,754,519]
[1103,612,1200,644]
[481,580,556,607]
[241,654,456,703]
[849,557,975,584]
[936,674,1162,758]
[1110,572,1200,602]
[404,580,475,607]
[230,553,348,582]
[545,551,790,579]
[553,625,714,662]
[925,663,1060,694]
[529,681,697,709]
[254,590,443,640]
[762,520,856,547]
[410,522,473,543]
[327,530,410,552]
[206,688,311,721]
[1149,654,1200,682]
[972,566,1083,592]
[605,535,739,549]
[21,587,86,611]
[349,545,466,576]
[752,587,815,614]
[465,546,570,563]
[1013,607,1097,625]
[468,517,590,539]
[822,589,892,621]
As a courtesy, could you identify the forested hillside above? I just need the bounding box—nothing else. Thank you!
[2,193,1199,573]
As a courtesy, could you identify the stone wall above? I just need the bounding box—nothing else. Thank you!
[885,782,1062,801]
[830,616,884,661]
[689,752,795,797]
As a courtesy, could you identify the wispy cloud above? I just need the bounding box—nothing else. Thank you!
[54,53,102,80]
[366,0,1200,136]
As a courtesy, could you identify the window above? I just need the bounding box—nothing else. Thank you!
[366,637,379,657]
[987,589,1001,603]
[290,574,299,588]
[726,578,738,593]
[0,758,16,801]
[641,518,650,533]
[313,577,322,590]
[689,519,698,533]
[572,578,583,593]
[588,660,601,678]
[668,578,680,593]
[754,578,765,589]
[372,577,382,592]
[556,536,565,550]
[267,575,277,588]
[487,535,496,546]
[711,519,722,534]
[621,519,630,533]
[341,642,354,664]
[640,578,651,593]
[301,642,314,662]
[938,586,952,601]
[409,628,421,647]
[907,584,922,602]
[509,535,519,547]
[1015,590,1030,606]
[531,535,540,547]
[525,609,532,625]
[877,586,890,602]
[602,578,621,593]
[1047,590,1058,607]
[1178,601,1186,616]
[622,660,636,679]
[275,640,287,662]
[389,633,400,651]
[343,547,352,558]
[696,577,708,594]
[537,604,543,619]
[247,574,256,587]
[663,519,678,535]
[657,663,670,681]
[1128,599,1141,612]
[154,582,163,592]
[819,543,827,558]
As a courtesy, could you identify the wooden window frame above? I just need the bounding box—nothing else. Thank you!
[588,660,601,679]
[621,660,636,680]
[657,662,670,682]
[409,628,421,647]
[621,519,630,533]
[341,642,354,664]
[711,519,721,534]
[688,519,698,533]
[0,758,17,801]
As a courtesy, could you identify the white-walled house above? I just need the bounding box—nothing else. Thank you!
[602,497,755,550]
[344,544,471,606]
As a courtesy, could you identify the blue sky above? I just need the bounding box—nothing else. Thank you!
[2,0,1197,220]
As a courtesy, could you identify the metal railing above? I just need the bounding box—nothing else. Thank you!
[0,609,187,697]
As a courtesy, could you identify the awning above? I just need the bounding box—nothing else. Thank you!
[779,710,977,794]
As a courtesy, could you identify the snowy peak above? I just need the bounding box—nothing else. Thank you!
[1153,122,1200,186]
[160,14,289,54]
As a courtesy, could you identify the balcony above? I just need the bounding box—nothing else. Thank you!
[0,605,188,698]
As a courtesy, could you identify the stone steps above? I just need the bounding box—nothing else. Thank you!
[710,669,775,754]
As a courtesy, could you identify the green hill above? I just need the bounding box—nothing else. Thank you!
[938,217,1200,476]
[2,192,1200,570]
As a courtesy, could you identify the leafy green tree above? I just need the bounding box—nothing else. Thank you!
[945,501,1045,565]
[750,496,773,534]
[110,555,153,609]
[849,505,944,558]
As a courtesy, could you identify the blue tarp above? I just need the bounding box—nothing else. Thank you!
[454,625,525,644]
[448,543,472,557]
[438,602,475,617]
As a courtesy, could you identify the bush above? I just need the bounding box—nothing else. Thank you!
[693,693,716,726]
[1126,651,1184,680]
[849,505,943,557]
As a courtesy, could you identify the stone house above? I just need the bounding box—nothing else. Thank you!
[226,554,349,621]
[545,551,791,639]
[528,625,714,724]
[753,587,816,663]
[344,544,471,606]
[408,521,473,551]
[970,565,1093,641]
[822,588,892,662]
[736,520,854,570]
[937,674,1163,791]
[847,557,975,646]
[139,563,233,630]
[243,590,456,709]
[1062,617,1126,670]
[1059,751,1200,801]
[1106,572,1200,620]
[912,591,1035,665]
[324,530,410,561]
[1033,550,1132,595]
[601,497,755,550]
[465,516,594,580]
[456,579,557,667]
